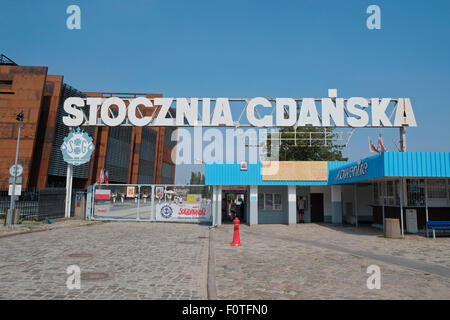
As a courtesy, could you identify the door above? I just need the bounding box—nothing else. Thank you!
[222,190,247,223]
[310,193,324,223]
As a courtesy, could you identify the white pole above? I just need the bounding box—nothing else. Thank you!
[400,125,407,152]
[425,179,429,237]
[150,185,155,221]
[8,114,23,228]
[354,184,358,227]
[399,179,404,238]
[381,182,385,233]
[212,186,216,227]
[137,185,140,221]
[65,163,73,218]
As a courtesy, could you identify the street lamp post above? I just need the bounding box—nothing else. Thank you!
[8,111,24,228]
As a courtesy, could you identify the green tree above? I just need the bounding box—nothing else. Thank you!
[188,171,209,196]
[269,127,348,161]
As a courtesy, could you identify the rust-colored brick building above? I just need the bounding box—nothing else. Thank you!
[0,61,175,191]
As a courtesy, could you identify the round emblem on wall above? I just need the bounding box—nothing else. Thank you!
[160,204,173,219]
[60,127,94,166]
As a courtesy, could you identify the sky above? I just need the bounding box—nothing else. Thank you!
[1,0,449,184]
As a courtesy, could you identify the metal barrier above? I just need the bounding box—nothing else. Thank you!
[0,190,39,220]
[90,184,213,224]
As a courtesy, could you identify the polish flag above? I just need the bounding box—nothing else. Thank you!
[99,168,105,184]
[369,137,381,153]
[95,189,111,200]
[378,133,387,152]
[104,170,109,184]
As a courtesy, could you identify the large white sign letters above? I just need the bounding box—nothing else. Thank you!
[62,96,417,128]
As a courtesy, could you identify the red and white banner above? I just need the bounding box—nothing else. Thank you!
[99,168,109,184]
[99,168,104,184]
[155,202,211,222]
[369,133,387,153]
[104,170,109,184]
[378,134,387,152]
[368,137,381,153]
[95,189,111,200]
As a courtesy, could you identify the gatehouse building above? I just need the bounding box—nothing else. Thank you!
[206,152,450,234]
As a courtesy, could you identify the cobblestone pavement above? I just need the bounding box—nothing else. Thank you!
[0,222,209,299]
[214,224,450,299]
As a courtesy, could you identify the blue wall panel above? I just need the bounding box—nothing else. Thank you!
[383,152,450,177]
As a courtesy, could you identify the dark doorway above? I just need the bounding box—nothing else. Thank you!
[222,190,247,223]
[310,193,324,223]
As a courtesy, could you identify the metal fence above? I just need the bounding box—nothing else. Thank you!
[0,190,39,220]
[0,188,77,221]
[90,184,213,224]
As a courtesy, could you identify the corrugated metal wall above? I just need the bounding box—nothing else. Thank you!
[137,127,157,184]
[47,84,94,179]
[206,153,450,186]
[161,162,175,184]
[164,127,176,148]
[205,162,349,186]
[104,126,132,183]
[383,152,450,177]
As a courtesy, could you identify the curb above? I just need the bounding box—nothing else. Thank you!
[207,228,218,300]
[0,221,103,239]
[0,228,48,239]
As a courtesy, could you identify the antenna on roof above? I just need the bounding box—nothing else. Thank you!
[0,54,18,65]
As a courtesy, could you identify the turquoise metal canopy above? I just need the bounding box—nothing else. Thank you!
[205,152,450,186]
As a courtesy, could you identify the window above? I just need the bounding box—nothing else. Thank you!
[258,193,264,210]
[0,80,12,89]
[274,194,282,210]
[380,180,400,206]
[385,181,395,205]
[373,183,380,205]
[258,193,282,211]
[407,179,425,206]
[427,179,446,199]
[161,162,175,184]
[448,179,450,202]
[265,193,273,209]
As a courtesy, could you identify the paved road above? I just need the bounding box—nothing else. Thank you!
[0,222,209,299]
[1,222,450,299]
[213,224,450,299]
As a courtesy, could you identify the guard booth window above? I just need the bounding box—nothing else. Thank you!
[374,181,400,206]
[406,179,425,207]
[427,179,446,198]
[258,193,283,211]
[373,182,380,205]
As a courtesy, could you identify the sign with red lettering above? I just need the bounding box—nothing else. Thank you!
[156,202,211,222]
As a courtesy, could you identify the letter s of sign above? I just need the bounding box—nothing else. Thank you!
[66,5,81,30]
[366,264,381,290]
[63,97,85,127]
[66,265,81,290]
[366,5,381,30]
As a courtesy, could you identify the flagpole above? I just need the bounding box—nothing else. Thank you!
[400,125,407,152]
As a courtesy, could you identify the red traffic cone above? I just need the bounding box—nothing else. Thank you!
[231,217,242,246]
